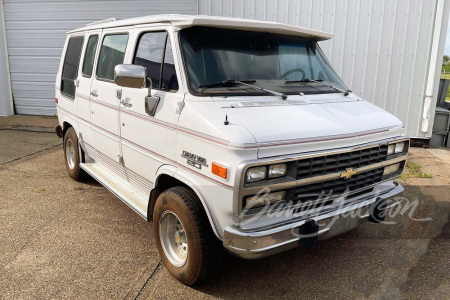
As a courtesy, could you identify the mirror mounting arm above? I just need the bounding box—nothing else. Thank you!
[144,77,160,117]
[146,77,152,97]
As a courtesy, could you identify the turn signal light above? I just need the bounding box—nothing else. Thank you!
[212,162,227,179]
[54,98,58,104]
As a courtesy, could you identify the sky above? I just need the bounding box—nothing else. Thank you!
[446,17,450,55]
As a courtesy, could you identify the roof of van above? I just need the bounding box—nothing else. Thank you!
[68,14,333,41]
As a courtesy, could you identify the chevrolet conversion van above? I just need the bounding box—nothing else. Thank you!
[55,15,409,285]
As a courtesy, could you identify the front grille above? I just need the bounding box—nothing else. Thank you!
[293,167,384,204]
[296,145,389,180]
[240,140,409,215]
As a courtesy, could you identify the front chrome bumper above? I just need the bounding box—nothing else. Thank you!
[223,183,404,259]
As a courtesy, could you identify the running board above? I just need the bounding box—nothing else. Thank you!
[80,162,148,220]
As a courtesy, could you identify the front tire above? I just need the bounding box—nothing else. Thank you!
[63,127,87,182]
[153,186,222,286]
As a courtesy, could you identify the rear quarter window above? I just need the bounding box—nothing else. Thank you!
[61,36,84,98]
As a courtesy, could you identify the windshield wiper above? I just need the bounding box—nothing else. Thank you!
[199,79,288,100]
[286,79,351,97]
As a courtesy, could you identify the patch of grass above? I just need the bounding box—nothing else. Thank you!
[74,185,85,191]
[35,187,46,193]
[401,161,433,180]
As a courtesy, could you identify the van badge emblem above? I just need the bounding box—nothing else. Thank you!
[340,168,357,180]
[181,151,208,169]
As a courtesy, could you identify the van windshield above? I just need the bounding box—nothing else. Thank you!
[180,26,349,97]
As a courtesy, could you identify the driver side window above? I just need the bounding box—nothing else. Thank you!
[133,31,179,92]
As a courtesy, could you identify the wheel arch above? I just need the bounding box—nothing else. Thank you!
[61,121,85,163]
[62,121,73,137]
[149,168,223,240]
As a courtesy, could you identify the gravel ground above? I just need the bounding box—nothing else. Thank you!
[0,132,449,299]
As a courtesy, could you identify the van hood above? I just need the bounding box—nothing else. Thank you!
[212,94,405,158]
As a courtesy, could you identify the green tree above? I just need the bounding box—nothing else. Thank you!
[444,55,450,65]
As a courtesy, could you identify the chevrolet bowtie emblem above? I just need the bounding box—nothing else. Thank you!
[340,168,357,179]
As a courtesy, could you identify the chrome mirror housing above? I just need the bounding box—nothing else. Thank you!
[114,64,146,89]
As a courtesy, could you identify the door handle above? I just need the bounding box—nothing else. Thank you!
[90,89,98,97]
[120,97,132,107]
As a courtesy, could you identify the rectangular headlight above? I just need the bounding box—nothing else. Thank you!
[246,191,286,209]
[388,144,395,155]
[383,163,400,176]
[268,163,287,178]
[388,142,405,155]
[246,166,266,183]
[395,142,405,153]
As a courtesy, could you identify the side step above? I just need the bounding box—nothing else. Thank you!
[80,162,148,220]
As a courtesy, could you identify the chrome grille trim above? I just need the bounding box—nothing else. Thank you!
[296,144,389,180]
[241,155,406,196]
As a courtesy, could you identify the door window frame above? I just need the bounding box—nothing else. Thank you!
[131,28,182,94]
[133,30,167,91]
[81,34,100,78]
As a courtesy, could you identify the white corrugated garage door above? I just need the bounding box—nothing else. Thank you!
[3,0,197,115]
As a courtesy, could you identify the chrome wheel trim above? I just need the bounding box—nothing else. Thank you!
[159,210,188,267]
[66,139,75,169]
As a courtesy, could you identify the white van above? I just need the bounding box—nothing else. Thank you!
[55,15,409,285]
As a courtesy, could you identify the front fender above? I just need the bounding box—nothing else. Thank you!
[173,168,234,240]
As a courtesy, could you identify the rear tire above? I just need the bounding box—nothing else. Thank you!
[153,186,223,286]
[63,127,87,182]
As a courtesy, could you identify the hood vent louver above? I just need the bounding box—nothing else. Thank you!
[309,98,358,104]
[239,100,308,107]
[237,98,358,107]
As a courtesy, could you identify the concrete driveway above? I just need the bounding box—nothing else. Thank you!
[1,130,449,299]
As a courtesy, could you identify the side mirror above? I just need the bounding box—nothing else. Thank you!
[114,64,160,116]
[114,64,146,89]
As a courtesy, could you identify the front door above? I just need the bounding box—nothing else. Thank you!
[119,30,182,199]
[88,31,129,180]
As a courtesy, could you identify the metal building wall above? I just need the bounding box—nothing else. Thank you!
[2,0,197,115]
[198,0,449,139]
[0,0,13,116]
[1,0,448,138]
